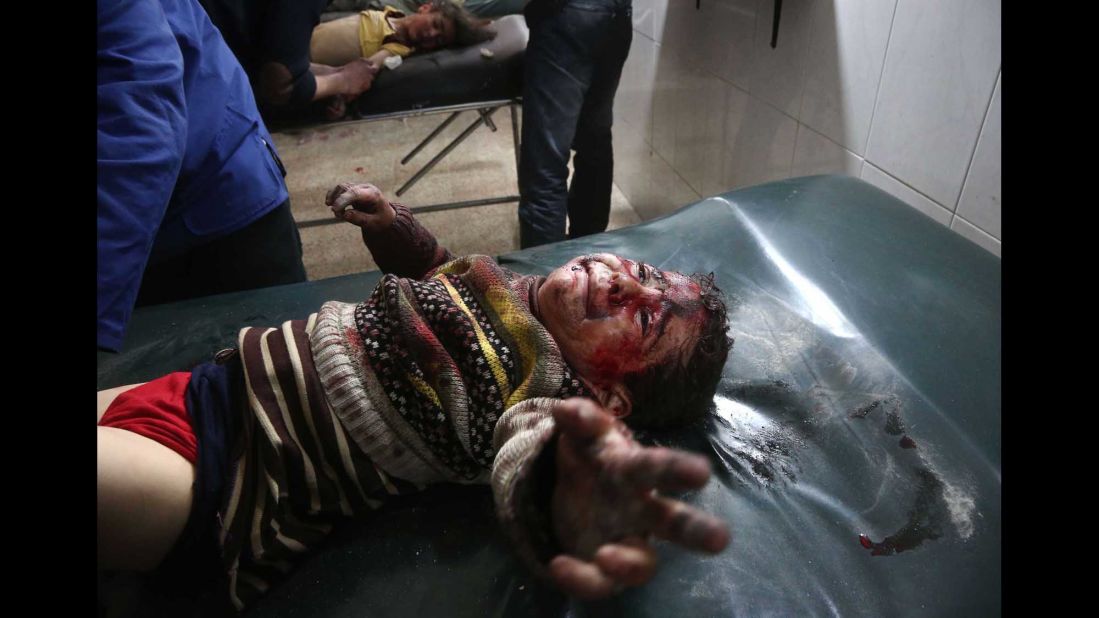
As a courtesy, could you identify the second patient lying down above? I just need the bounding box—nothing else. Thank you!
[311,0,495,119]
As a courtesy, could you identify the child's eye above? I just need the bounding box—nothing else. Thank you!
[638,263,648,283]
[640,309,650,335]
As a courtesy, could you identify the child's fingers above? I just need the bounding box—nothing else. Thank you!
[338,208,372,228]
[330,187,361,212]
[330,184,381,214]
[642,497,731,555]
[548,555,619,600]
[325,183,352,206]
[552,398,614,444]
[608,447,711,494]
[593,539,657,587]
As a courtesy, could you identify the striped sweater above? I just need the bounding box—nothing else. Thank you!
[217,254,589,610]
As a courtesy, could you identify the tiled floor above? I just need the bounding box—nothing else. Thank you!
[270,109,642,280]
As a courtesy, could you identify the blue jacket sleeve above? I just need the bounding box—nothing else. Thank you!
[97,0,187,351]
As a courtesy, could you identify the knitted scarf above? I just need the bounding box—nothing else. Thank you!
[311,255,591,484]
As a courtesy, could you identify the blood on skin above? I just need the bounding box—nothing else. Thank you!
[585,264,704,380]
[587,339,645,381]
[625,258,706,330]
[553,255,710,384]
[614,258,702,314]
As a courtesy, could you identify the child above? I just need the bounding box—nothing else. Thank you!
[97,182,733,611]
[311,1,494,119]
[311,1,493,68]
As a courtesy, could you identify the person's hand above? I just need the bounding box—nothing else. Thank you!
[338,58,380,100]
[549,398,730,599]
[323,96,347,121]
[325,182,396,234]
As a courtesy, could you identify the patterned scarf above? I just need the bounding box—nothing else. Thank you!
[352,255,590,480]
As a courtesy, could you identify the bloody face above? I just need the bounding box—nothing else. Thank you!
[535,254,707,386]
[406,9,456,50]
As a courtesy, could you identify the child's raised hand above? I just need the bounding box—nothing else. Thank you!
[548,398,730,599]
[325,182,396,234]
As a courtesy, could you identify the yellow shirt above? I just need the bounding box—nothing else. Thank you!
[358,7,414,58]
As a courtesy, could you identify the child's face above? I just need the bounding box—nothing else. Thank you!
[408,8,457,50]
[536,254,707,385]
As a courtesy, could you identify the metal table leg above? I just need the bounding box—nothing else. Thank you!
[401,111,462,165]
[396,107,499,197]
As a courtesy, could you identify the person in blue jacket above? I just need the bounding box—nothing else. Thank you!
[97,0,308,352]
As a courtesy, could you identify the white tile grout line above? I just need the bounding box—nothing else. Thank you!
[793,0,813,126]
[747,88,795,124]
[641,79,847,191]
[787,118,799,177]
[647,37,658,151]
[871,163,952,216]
[637,2,872,193]
[953,212,999,238]
[796,0,818,124]
[862,0,902,159]
[797,123,865,169]
[952,68,1001,226]
[638,79,746,197]
[632,24,656,44]
[648,37,718,198]
[746,0,761,97]
[648,140,701,200]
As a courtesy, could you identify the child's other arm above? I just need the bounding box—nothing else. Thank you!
[324,182,453,280]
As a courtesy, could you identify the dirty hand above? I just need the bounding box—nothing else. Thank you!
[323,96,347,121]
[339,58,380,99]
[549,398,730,599]
[325,182,396,234]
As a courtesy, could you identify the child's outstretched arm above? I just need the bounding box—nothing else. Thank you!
[492,397,731,599]
[325,182,453,280]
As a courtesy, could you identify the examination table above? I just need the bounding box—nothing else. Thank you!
[98,175,1001,616]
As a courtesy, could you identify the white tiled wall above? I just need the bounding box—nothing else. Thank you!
[613,0,1002,257]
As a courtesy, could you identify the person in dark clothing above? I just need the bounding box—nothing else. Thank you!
[196,0,380,122]
[517,0,633,248]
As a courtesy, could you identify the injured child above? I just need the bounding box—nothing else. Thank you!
[97,182,734,611]
[310,0,495,119]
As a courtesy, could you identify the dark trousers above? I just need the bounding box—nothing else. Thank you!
[518,0,633,248]
[136,199,307,307]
